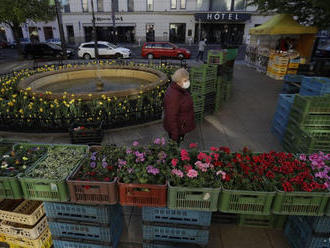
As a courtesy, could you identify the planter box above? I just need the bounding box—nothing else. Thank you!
[218,188,276,215]
[67,163,118,205]
[272,189,329,216]
[118,181,167,207]
[167,182,220,212]
[69,121,104,145]
[0,200,45,226]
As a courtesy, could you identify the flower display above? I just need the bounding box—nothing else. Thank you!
[0,145,48,177]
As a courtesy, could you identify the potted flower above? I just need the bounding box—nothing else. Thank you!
[217,148,277,215]
[67,145,123,204]
[167,144,222,212]
[271,151,329,216]
[0,143,48,199]
[19,145,87,202]
[117,138,170,207]
[69,121,104,145]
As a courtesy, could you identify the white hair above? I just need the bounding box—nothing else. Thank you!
[171,68,189,83]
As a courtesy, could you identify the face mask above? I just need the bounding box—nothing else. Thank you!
[182,80,190,89]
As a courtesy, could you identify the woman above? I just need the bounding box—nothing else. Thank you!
[163,68,196,143]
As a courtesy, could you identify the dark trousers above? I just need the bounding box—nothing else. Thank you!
[196,50,204,60]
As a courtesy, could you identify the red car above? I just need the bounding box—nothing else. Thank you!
[141,42,191,59]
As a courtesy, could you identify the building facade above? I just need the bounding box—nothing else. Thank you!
[0,0,271,46]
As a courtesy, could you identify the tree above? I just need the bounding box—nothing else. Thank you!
[249,0,330,29]
[0,0,56,53]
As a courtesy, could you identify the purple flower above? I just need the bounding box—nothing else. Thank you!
[118,159,127,166]
[299,154,307,161]
[127,168,134,174]
[154,138,161,145]
[90,162,96,168]
[161,137,166,146]
[102,161,108,168]
[92,152,97,156]
[126,148,132,154]
[90,155,96,161]
[132,141,139,147]
[135,151,145,163]
[146,165,159,175]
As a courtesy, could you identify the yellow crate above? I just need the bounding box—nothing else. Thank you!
[272,67,287,74]
[288,63,299,69]
[0,216,48,240]
[0,200,45,226]
[286,70,297,75]
[0,227,51,248]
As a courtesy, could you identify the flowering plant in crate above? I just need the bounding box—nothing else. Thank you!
[0,144,48,177]
[268,151,329,192]
[72,145,124,183]
[117,138,173,185]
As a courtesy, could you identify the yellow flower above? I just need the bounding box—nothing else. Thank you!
[19,109,24,114]
[40,108,43,112]
[22,157,28,161]
[88,94,92,97]
[50,104,54,108]
[98,101,103,105]
[26,87,32,91]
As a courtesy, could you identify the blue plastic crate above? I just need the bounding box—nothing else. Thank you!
[48,214,123,243]
[285,219,330,248]
[143,242,204,248]
[142,207,211,226]
[44,202,122,224]
[143,225,209,245]
[307,216,330,234]
[300,77,330,96]
[276,94,296,116]
[284,75,304,83]
[53,239,116,248]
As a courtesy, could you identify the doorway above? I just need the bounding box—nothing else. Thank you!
[66,25,75,44]
[169,23,186,43]
[43,27,54,40]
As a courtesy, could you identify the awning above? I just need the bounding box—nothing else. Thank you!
[249,14,317,35]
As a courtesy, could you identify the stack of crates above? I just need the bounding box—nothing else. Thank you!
[0,199,52,248]
[287,58,301,75]
[285,216,330,248]
[190,64,218,121]
[299,77,330,96]
[267,54,289,80]
[142,207,211,248]
[283,94,330,154]
[44,202,123,248]
[271,94,296,141]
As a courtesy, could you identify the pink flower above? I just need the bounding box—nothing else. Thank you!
[154,138,161,145]
[180,149,190,161]
[195,161,209,172]
[187,169,198,178]
[189,143,198,148]
[309,153,319,162]
[210,147,218,152]
[325,154,330,160]
[183,164,192,172]
[171,169,184,178]
[171,158,179,167]
[161,137,166,145]
[299,154,307,161]
[132,141,139,146]
[216,170,226,180]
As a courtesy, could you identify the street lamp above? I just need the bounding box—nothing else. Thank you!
[91,0,99,59]
[51,0,67,59]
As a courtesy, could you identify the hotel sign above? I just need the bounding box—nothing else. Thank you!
[194,13,251,22]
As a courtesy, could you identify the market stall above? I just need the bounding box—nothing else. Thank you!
[246,14,318,79]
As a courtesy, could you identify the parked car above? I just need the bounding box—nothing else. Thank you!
[23,43,73,59]
[9,38,31,48]
[141,42,191,59]
[45,38,61,46]
[77,41,131,59]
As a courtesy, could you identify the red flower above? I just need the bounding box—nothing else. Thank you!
[210,147,218,152]
[180,149,190,161]
[214,161,223,167]
[183,164,192,172]
[83,185,91,190]
[219,146,230,154]
[266,171,274,179]
[107,165,114,171]
[104,177,111,182]
[171,158,179,167]
[189,143,198,148]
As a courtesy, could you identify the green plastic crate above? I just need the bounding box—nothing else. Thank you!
[292,95,330,115]
[289,107,330,127]
[272,189,329,216]
[207,50,225,65]
[167,182,220,212]
[218,188,276,215]
[0,176,23,199]
[239,214,287,229]
[225,48,238,61]
[190,65,217,82]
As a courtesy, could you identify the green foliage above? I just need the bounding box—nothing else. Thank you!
[249,0,330,29]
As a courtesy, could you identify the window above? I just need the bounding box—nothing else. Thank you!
[97,0,104,11]
[128,0,134,12]
[83,44,95,48]
[180,0,186,8]
[112,0,118,12]
[171,0,176,9]
[210,0,232,11]
[81,0,88,12]
[97,44,108,48]
[234,0,246,10]
[162,43,174,49]
[196,0,209,11]
[60,0,70,12]
[147,0,153,11]
[145,43,155,48]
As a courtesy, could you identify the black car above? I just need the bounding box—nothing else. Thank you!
[23,43,72,59]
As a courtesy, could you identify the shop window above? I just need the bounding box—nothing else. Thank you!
[210,0,233,11]
[128,0,134,12]
[147,0,153,11]
[81,0,88,12]
[97,0,104,12]
[43,27,54,40]
[234,0,246,10]
[180,0,186,9]
[171,0,177,9]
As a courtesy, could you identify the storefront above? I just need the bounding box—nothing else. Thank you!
[194,12,251,46]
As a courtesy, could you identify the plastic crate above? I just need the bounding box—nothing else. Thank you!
[142,207,211,226]
[53,237,117,248]
[207,50,225,65]
[143,224,209,245]
[285,217,330,248]
[0,227,52,248]
[0,176,23,199]
[143,240,205,248]
[43,202,122,224]
[218,188,276,215]
[239,214,287,229]
[276,94,296,115]
[272,189,329,216]
[289,108,330,127]
[69,121,104,145]
[292,95,330,115]
[0,215,48,240]
[211,212,238,224]
[67,163,118,205]
[118,182,167,207]
[300,77,330,96]
[225,48,238,61]
[167,182,220,212]
[47,215,122,243]
[190,65,217,82]
[306,216,330,234]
